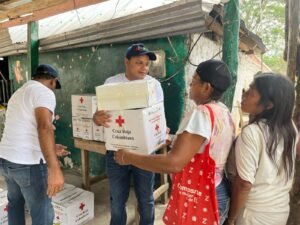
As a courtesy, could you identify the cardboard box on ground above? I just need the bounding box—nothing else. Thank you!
[0,189,8,225]
[52,184,94,225]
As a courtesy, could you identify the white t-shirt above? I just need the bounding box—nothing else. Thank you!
[174,102,235,186]
[0,80,56,164]
[235,122,296,214]
[104,73,164,102]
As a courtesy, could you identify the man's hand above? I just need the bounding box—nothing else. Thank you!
[47,167,64,197]
[165,127,172,146]
[115,149,131,165]
[93,110,112,128]
[55,144,70,157]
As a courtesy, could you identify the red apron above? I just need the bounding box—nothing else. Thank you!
[163,105,219,225]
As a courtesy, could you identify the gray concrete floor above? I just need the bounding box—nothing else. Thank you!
[0,168,167,225]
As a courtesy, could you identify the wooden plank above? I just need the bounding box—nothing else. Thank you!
[0,0,108,28]
[0,0,65,20]
[153,183,169,201]
[74,138,106,154]
[81,149,90,190]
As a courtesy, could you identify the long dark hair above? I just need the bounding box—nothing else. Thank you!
[249,72,296,179]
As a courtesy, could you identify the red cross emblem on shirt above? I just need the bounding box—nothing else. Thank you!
[80,97,84,103]
[79,202,85,210]
[4,205,7,212]
[115,116,125,127]
[155,124,160,131]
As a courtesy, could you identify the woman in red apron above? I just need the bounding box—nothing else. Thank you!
[115,59,235,225]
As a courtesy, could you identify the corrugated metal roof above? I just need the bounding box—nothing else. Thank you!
[39,0,207,51]
[8,0,224,44]
[8,0,181,43]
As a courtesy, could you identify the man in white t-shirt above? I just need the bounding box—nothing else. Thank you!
[93,43,164,225]
[0,64,65,225]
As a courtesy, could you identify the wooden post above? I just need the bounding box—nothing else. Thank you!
[222,0,240,110]
[287,1,300,225]
[286,0,300,82]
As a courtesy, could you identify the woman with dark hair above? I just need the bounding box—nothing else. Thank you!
[227,73,297,225]
[114,59,235,225]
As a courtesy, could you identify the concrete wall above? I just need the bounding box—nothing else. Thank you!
[7,36,187,176]
[184,34,268,131]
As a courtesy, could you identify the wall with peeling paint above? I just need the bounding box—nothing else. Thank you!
[7,36,187,176]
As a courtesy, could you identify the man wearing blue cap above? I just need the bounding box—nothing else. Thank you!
[93,43,164,225]
[0,64,66,225]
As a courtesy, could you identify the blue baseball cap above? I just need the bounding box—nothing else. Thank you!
[33,64,61,89]
[126,43,156,61]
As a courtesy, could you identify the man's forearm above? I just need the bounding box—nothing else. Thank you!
[38,126,60,169]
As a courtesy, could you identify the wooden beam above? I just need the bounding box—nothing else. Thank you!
[0,0,107,29]
[287,0,300,82]
[0,0,64,20]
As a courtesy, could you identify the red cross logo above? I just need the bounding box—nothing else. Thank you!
[79,202,85,210]
[115,116,125,127]
[155,124,160,132]
[80,97,84,103]
[4,205,7,212]
[76,127,79,131]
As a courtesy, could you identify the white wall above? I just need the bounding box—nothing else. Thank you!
[184,34,269,131]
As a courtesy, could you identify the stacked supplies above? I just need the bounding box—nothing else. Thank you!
[71,94,104,141]
[96,80,167,154]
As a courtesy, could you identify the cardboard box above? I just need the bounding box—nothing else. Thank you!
[52,188,94,225]
[92,124,105,142]
[56,184,76,197]
[0,189,8,225]
[72,117,93,140]
[71,95,97,118]
[105,102,166,154]
[96,80,161,110]
[72,117,82,138]
[72,117,105,141]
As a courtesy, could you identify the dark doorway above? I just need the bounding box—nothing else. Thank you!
[0,57,12,105]
[0,57,9,79]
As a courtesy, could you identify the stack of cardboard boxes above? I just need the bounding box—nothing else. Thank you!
[96,79,167,154]
[71,95,105,142]
[71,80,167,154]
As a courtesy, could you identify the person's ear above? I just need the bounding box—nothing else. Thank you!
[124,58,129,67]
[206,82,214,94]
[50,79,57,89]
[266,102,274,110]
